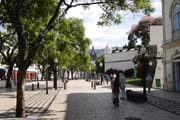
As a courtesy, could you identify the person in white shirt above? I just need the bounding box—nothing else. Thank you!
[145,74,153,92]
[119,72,126,100]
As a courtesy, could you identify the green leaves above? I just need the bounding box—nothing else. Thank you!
[35,17,91,72]
[134,0,154,15]
[128,16,162,47]
[97,0,154,26]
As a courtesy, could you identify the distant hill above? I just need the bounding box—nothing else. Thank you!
[95,49,104,57]
[89,48,104,57]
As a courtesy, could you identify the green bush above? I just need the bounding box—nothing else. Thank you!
[126,78,143,86]
[124,68,134,78]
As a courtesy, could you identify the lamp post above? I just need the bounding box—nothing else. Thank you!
[13,63,16,86]
[140,45,148,101]
[46,64,49,94]
[45,48,49,94]
[54,58,58,90]
[100,62,103,85]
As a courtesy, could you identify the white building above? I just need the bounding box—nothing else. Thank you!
[150,26,164,88]
[104,25,164,88]
[104,47,137,72]
[162,0,180,91]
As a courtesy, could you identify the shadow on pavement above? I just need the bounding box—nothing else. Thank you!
[43,92,146,120]
[0,93,16,98]
[0,88,16,93]
[43,89,180,120]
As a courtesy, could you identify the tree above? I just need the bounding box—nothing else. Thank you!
[0,32,18,88]
[128,16,162,47]
[62,18,91,79]
[129,16,162,79]
[35,18,91,82]
[1,0,154,117]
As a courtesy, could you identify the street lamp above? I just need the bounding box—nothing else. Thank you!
[88,67,91,80]
[46,64,49,94]
[100,62,103,85]
[140,45,148,101]
[13,63,16,86]
[54,58,58,90]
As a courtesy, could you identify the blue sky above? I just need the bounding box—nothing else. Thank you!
[67,0,162,49]
[0,0,162,49]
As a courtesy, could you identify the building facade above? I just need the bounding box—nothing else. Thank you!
[104,25,164,88]
[12,65,38,81]
[104,47,137,72]
[162,0,180,91]
[150,26,164,89]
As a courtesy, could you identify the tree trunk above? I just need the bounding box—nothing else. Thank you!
[83,71,86,79]
[71,69,74,80]
[41,69,45,81]
[62,70,65,82]
[67,70,70,80]
[5,66,13,88]
[53,66,57,90]
[16,68,26,117]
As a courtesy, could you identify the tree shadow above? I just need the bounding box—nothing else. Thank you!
[0,89,59,118]
[0,87,16,93]
[0,93,16,98]
[42,92,145,120]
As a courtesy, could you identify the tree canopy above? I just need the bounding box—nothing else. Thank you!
[128,16,162,47]
[0,0,154,117]
[35,18,91,80]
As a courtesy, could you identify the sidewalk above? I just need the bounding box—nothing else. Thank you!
[0,80,62,119]
[124,84,180,103]
[40,80,180,120]
[0,80,180,119]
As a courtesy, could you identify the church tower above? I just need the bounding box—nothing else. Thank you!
[90,46,97,62]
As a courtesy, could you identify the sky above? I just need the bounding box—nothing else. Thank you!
[67,0,162,49]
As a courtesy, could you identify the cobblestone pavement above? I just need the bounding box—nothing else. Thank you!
[41,80,180,120]
[0,81,61,119]
[147,94,180,116]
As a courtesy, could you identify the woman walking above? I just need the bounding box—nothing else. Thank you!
[119,72,126,100]
[110,72,120,106]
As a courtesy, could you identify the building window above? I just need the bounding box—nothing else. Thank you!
[173,4,180,31]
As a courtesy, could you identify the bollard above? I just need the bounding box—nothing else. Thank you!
[32,83,34,91]
[64,81,66,90]
[94,82,96,90]
[37,82,39,89]
[91,81,93,88]
[9,83,12,89]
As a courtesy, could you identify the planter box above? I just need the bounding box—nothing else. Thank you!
[126,90,146,102]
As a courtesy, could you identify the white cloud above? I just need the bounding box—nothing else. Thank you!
[67,0,162,49]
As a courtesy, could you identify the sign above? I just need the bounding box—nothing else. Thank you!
[156,79,161,87]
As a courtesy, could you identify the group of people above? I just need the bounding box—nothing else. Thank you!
[109,71,127,106]
[107,71,153,106]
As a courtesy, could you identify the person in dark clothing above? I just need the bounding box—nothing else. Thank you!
[111,71,120,106]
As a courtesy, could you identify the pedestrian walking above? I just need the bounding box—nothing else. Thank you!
[119,72,126,100]
[100,73,104,85]
[110,72,120,106]
[104,74,110,84]
[110,73,115,92]
[145,74,153,92]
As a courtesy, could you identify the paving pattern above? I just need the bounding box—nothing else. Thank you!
[41,80,180,120]
[147,94,180,116]
[0,80,180,120]
[0,89,60,118]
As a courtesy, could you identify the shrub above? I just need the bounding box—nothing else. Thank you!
[126,78,143,86]
[124,68,134,78]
